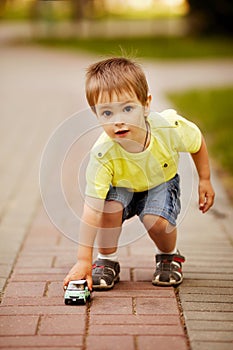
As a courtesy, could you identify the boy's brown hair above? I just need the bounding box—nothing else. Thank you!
[85,57,149,108]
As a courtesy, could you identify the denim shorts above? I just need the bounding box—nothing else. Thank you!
[106,174,181,226]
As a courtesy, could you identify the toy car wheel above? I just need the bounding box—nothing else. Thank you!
[65,299,71,305]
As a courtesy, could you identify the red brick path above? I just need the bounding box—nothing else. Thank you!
[0,206,188,350]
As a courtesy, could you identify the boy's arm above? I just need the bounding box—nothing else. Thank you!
[63,197,105,290]
[191,136,215,213]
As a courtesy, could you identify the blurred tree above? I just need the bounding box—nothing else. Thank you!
[0,0,7,18]
[187,0,233,35]
[29,0,40,21]
[70,0,96,21]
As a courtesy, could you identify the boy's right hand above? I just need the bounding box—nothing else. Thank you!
[63,260,93,291]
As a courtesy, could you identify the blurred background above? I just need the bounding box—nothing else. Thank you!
[0,0,233,42]
[0,1,233,193]
[1,1,232,190]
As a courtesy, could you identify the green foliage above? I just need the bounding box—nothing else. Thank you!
[167,87,233,176]
[34,36,233,60]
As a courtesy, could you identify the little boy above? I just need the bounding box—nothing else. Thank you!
[64,57,214,290]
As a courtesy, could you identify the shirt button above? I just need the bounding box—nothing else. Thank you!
[175,121,179,126]
[164,163,168,168]
[98,152,102,157]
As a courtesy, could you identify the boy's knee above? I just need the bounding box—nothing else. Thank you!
[103,200,123,215]
[101,200,123,227]
[143,214,172,234]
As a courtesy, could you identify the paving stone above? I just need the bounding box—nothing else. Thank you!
[0,277,6,292]
[0,335,83,347]
[12,267,67,275]
[89,314,181,325]
[184,272,233,280]
[136,297,179,315]
[89,324,184,336]
[39,315,86,335]
[53,255,79,268]
[15,255,54,268]
[186,320,233,331]
[119,267,131,281]
[119,256,154,268]
[22,230,60,248]
[4,281,46,297]
[0,253,15,265]
[181,279,233,288]
[180,294,233,303]
[191,341,233,350]
[0,315,39,335]
[92,288,174,298]
[184,311,233,321]
[113,281,174,292]
[183,259,233,267]
[1,297,65,306]
[189,330,233,342]
[0,305,87,315]
[47,281,64,297]
[8,348,80,350]
[182,301,233,312]
[90,297,132,315]
[86,335,134,350]
[183,265,233,273]
[137,335,187,350]
[0,264,13,278]
[10,272,65,282]
[179,286,233,295]
[134,268,154,281]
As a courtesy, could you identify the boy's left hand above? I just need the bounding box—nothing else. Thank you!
[198,179,215,213]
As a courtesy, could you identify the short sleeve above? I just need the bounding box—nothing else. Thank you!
[85,152,113,199]
[160,109,202,153]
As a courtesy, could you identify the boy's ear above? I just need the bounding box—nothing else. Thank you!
[144,94,152,117]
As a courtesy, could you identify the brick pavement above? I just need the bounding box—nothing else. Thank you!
[0,43,233,350]
[0,205,188,350]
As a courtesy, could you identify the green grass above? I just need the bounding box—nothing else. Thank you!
[167,87,233,177]
[33,36,233,60]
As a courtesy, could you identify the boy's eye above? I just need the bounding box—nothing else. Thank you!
[124,105,133,112]
[102,110,112,118]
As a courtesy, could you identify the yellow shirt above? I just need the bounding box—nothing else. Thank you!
[85,109,202,199]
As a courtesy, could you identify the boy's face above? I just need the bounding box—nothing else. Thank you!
[94,91,151,151]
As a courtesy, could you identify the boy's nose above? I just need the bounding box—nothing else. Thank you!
[114,113,125,125]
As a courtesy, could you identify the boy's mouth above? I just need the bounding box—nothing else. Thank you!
[115,129,129,136]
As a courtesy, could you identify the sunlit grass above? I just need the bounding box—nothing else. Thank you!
[33,36,233,60]
[167,87,233,178]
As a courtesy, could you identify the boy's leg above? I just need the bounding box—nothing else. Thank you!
[139,175,185,286]
[143,215,177,253]
[92,200,123,290]
[143,215,185,286]
[97,200,123,254]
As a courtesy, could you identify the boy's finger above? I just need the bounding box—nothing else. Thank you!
[86,275,93,291]
[63,276,70,289]
[201,194,214,213]
[199,191,206,210]
[63,279,69,289]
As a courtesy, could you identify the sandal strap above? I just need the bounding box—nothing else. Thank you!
[153,252,185,286]
[156,253,185,265]
[92,259,120,286]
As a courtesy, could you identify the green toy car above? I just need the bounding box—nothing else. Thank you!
[64,280,91,305]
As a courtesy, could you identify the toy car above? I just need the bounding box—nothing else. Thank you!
[64,280,91,305]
